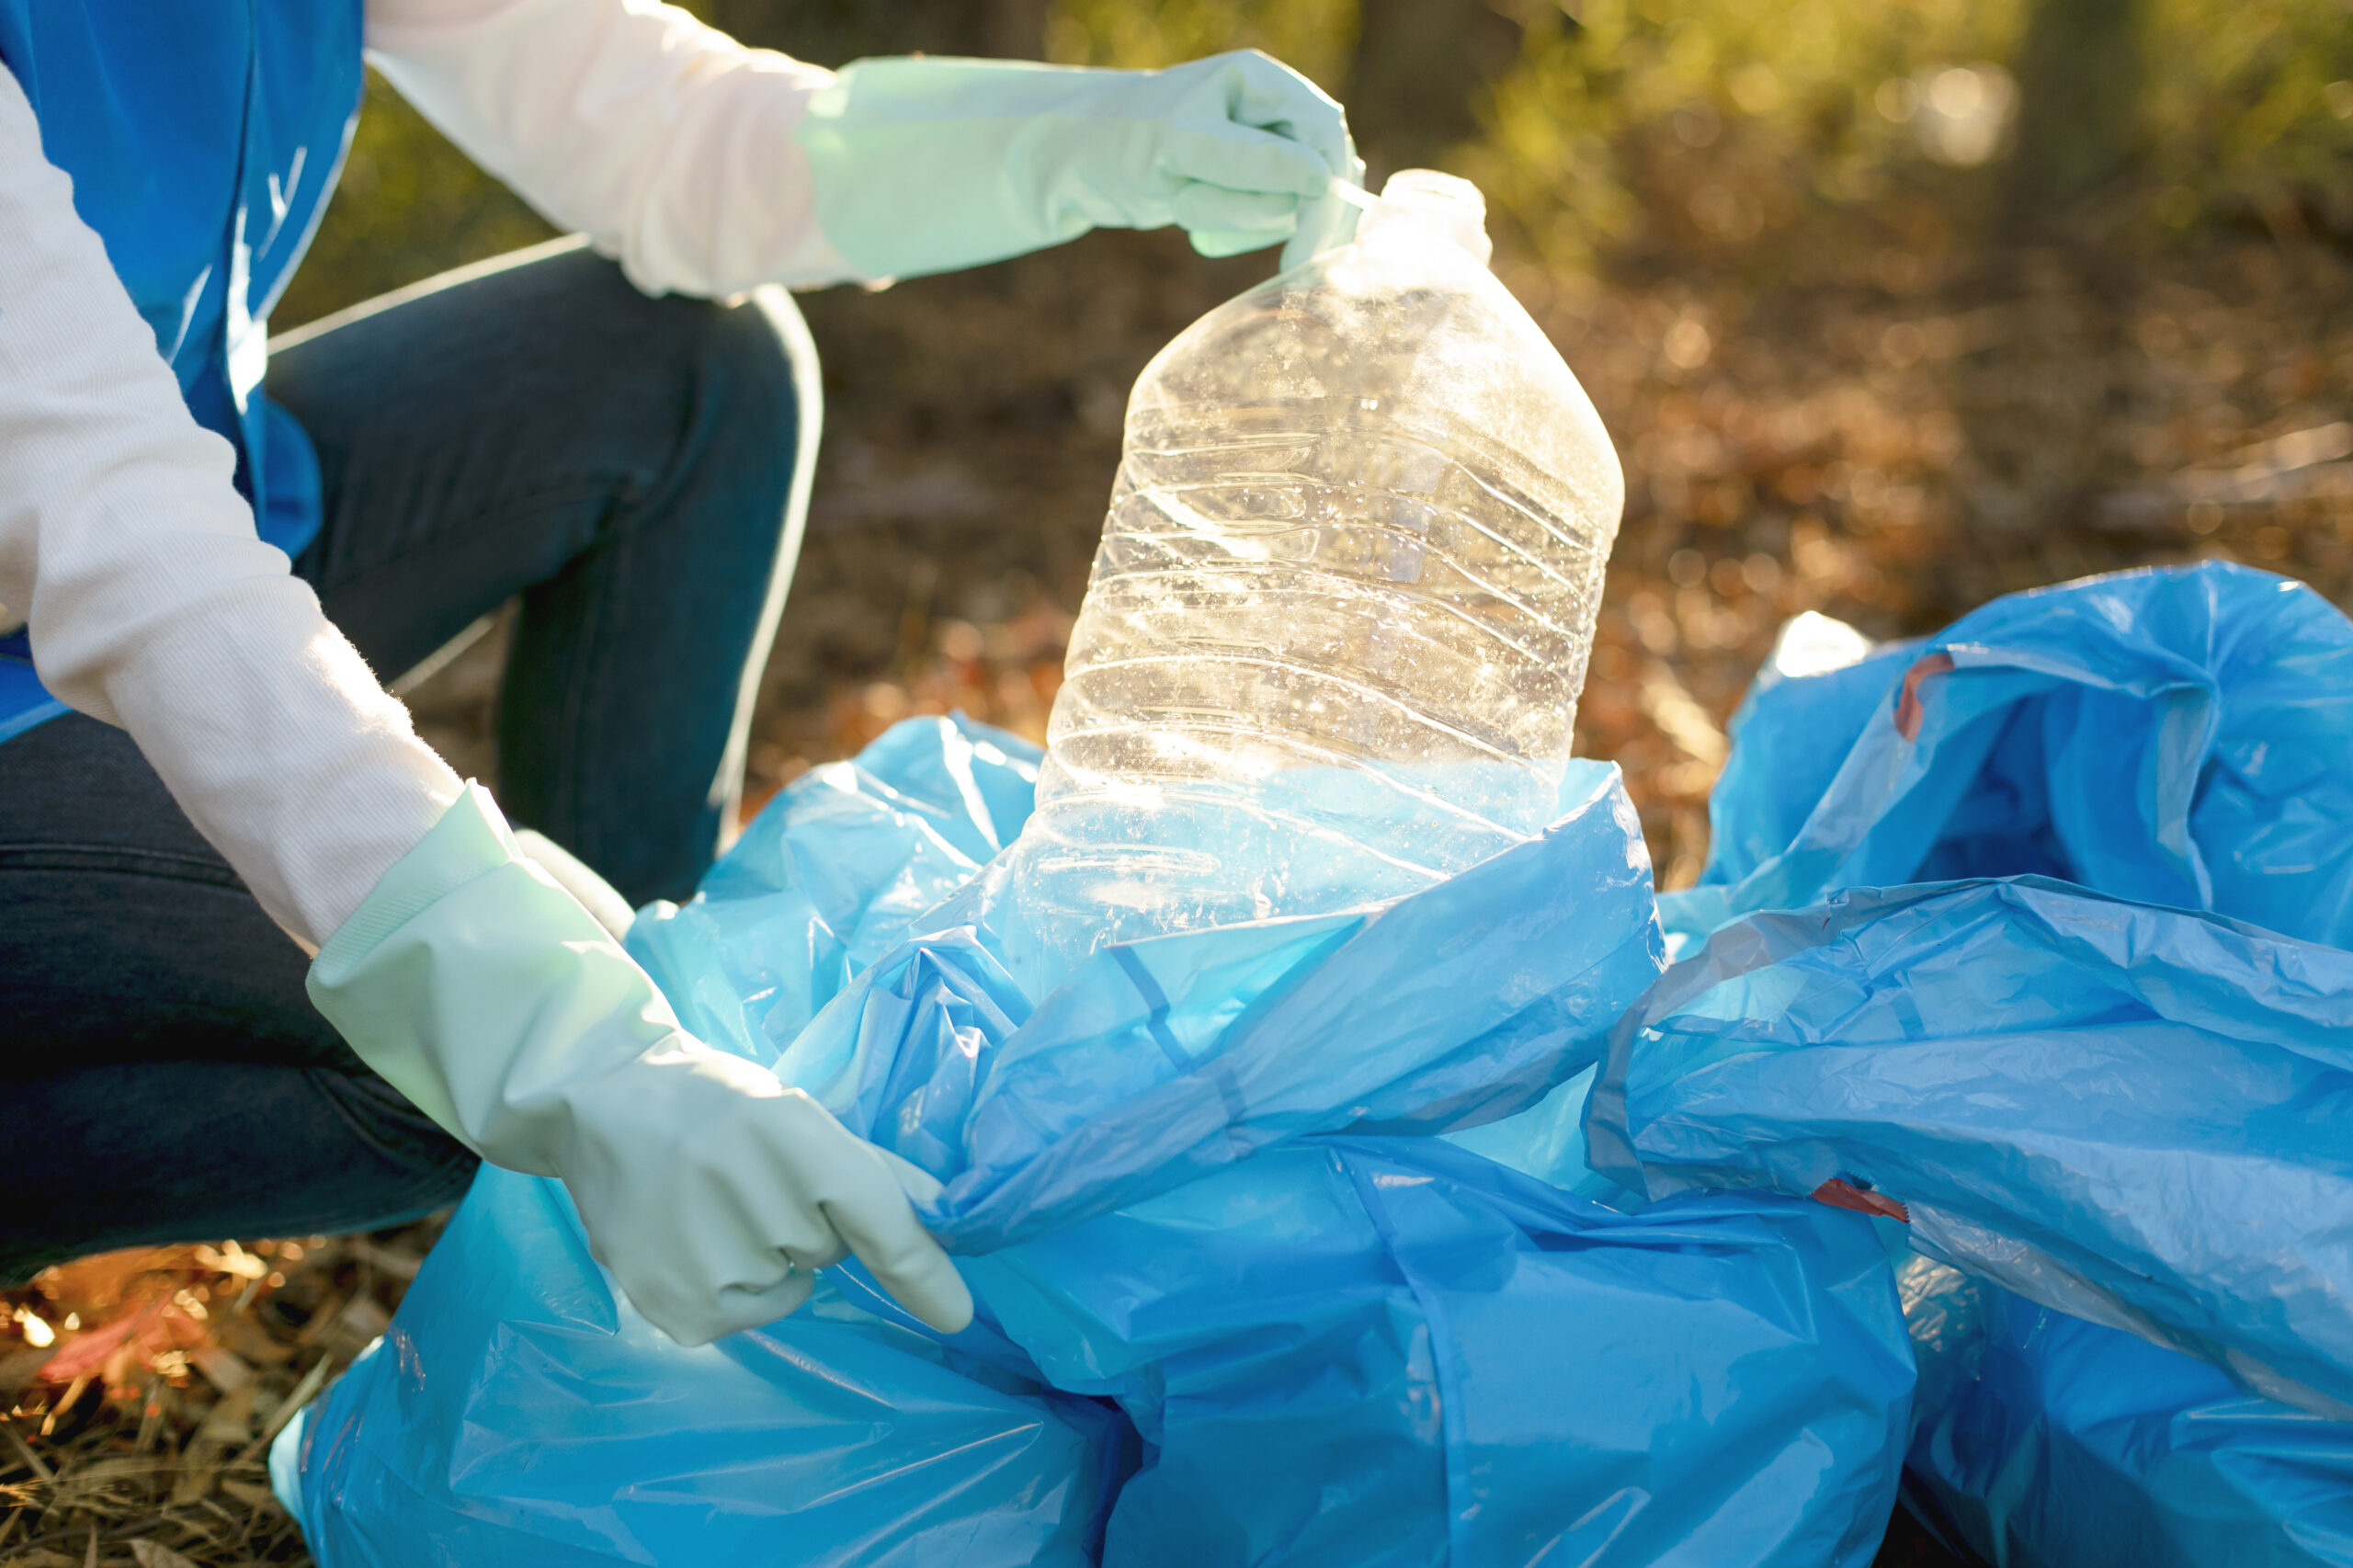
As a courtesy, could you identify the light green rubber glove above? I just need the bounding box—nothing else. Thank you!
[797,49,1363,280]
[308,783,973,1347]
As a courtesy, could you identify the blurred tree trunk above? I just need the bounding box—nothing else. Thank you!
[982,0,1052,61]
[1345,0,1528,183]
[2000,0,2147,240]
[699,0,1047,63]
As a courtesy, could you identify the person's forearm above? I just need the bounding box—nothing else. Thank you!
[366,0,864,297]
[0,64,460,947]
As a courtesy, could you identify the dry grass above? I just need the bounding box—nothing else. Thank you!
[1,1222,439,1567]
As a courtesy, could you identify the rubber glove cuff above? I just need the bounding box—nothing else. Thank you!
[307,782,653,1170]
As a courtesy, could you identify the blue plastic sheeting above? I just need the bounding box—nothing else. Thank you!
[293,1165,1131,1568]
[636,721,1672,1256]
[290,713,1918,1566]
[1668,562,2353,949]
[1581,562,2353,1556]
[1588,875,2353,1417]
[967,1140,1913,1568]
[1898,1257,2353,1567]
[627,715,1043,1062]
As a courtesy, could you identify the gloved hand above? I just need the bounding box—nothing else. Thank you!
[796,49,1362,280]
[307,783,972,1346]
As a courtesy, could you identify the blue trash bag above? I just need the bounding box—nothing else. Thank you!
[966,1137,1913,1568]
[290,1164,1134,1568]
[287,713,1918,1566]
[1897,1256,2353,1567]
[1587,875,2353,1417]
[1581,563,2353,1557]
[1667,562,2353,949]
[755,763,1668,1253]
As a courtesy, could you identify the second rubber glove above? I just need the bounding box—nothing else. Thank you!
[797,49,1362,280]
[307,784,972,1346]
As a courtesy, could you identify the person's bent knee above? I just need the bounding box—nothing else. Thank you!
[687,284,819,506]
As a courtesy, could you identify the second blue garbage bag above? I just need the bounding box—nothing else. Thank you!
[1591,562,2353,1415]
[287,713,1916,1567]
[1588,875,2353,1416]
[1586,562,2353,1563]
[1900,1257,2353,1567]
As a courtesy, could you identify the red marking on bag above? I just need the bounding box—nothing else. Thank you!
[1811,1177,1910,1222]
[1893,652,1955,742]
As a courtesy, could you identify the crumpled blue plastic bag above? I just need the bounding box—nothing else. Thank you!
[1670,562,2353,949]
[767,756,1668,1254]
[290,713,1918,1566]
[966,1136,1913,1568]
[1898,1256,2353,1567]
[627,716,1041,1061]
[292,1164,1131,1568]
[1593,563,2353,1419]
[1589,874,2353,1417]
[1583,562,2353,1555]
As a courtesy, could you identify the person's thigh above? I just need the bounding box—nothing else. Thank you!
[0,715,476,1280]
[0,715,339,1067]
[269,239,710,678]
[269,239,814,903]
[0,1060,479,1284]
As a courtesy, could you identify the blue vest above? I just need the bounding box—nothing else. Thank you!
[0,0,363,739]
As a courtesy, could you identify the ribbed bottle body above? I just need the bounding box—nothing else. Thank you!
[1004,173,1623,980]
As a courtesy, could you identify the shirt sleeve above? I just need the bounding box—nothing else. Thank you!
[0,63,463,950]
[364,0,871,297]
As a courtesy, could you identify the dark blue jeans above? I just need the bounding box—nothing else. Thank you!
[0,242,815,1281]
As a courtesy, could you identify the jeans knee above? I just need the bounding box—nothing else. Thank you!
[685,287,821,537]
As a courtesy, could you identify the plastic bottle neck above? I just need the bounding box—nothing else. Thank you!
[1352,170,1494,268]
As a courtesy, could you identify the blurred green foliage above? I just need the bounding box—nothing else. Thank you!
[1463,0,2023,267]
[1049,0,1358,90]
[2143,0,2353,238]
[277,0,2353,325]
[1047,0,2353,267]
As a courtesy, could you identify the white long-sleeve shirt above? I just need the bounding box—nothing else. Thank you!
[0,0,867,948]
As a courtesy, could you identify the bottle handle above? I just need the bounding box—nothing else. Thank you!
[1283,176,1375,272]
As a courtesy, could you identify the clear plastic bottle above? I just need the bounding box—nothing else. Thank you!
[1001,170,1624,985]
